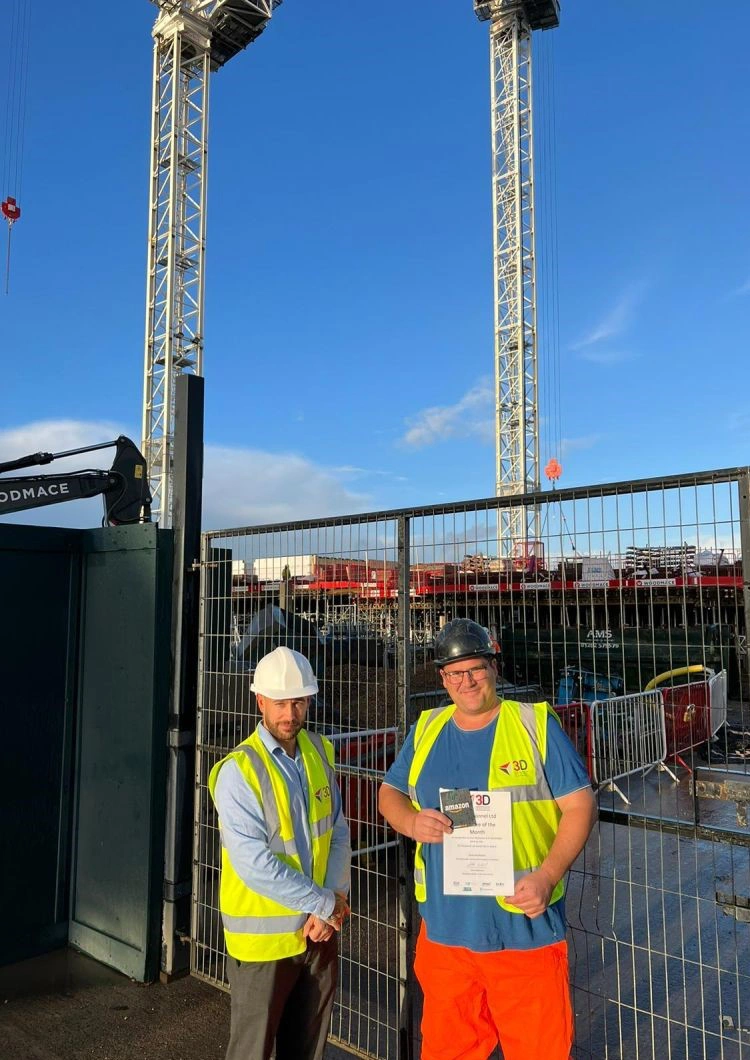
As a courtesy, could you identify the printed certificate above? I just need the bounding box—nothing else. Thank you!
[442,790,514,896]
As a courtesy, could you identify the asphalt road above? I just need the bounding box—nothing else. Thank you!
[0,949,352,1060]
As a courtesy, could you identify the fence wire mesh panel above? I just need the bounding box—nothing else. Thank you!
[193,467,750,1059]
[193,516,406,1058]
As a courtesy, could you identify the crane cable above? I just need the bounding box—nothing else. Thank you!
[2,0,31,294]
[534,31,562,484]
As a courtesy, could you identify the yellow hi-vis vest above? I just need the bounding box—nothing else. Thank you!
[407,701,564,914]
[208,728,336,961]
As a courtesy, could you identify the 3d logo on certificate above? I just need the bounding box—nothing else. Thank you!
[440,789,514,896]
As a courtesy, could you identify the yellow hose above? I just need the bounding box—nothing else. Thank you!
[644,665,712,691]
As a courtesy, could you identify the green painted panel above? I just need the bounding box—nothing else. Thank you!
[69,524,173,982]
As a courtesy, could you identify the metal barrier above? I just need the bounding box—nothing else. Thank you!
[192,466,750,1059]
[709,669,728,737]
[661,679,711,770]
[590,690,675,802]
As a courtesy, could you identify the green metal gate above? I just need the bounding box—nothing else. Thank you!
[0,522,173,982]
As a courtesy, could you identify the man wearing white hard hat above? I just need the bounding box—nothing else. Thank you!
[210,646,351,1060]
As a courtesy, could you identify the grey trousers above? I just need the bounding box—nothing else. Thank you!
[226,936,338,1060]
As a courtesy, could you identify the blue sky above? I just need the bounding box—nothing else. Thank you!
[1,0,748,529]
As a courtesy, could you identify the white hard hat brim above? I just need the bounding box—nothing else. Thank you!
[250,679,318,699]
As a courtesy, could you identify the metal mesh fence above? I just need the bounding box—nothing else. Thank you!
[193,515,407,1058]
[193,467,750,1059]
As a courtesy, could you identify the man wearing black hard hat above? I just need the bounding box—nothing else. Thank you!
[379,618,596,1060]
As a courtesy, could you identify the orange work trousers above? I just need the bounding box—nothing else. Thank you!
[413,922,573,1060]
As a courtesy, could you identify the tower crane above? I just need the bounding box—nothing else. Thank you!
[142,0,556,531]
[142,1,281,526]
[474,0,559,546]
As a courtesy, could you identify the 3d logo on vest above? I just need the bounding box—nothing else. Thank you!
[498,759,529,775]
[314,785,331,802]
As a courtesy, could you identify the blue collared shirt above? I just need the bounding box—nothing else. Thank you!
[213,723,351,922]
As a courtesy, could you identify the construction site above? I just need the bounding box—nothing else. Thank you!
[1,2,749,1060]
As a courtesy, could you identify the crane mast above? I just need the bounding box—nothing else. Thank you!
[142,1,280,526]
[475,0,559,546]
[142,0,554,527]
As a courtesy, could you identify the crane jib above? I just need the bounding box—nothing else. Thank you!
[0,472,114,515]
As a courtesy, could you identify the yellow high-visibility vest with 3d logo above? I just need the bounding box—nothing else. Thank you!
[407,701,564,914]
[209,728,336,961]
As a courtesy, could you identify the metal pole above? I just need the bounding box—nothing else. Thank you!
[738,471,750,697]
[396,514,415,1060]
[4,224,11,296]
[162,373,204,978]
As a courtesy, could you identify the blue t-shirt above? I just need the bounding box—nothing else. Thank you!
[383,706,591,951]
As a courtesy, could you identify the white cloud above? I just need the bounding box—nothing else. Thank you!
[0,419,124,465]
[400,379,493,449]
[203,446,370,528]
[0,419,127,527]
[0,419,371,530]
[570,284,644,353]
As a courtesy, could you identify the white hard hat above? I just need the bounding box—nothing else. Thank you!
[250,646,318,699]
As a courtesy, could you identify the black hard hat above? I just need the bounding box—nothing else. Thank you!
[433,619,497,668]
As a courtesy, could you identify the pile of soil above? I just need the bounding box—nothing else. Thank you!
[318,662,443,731]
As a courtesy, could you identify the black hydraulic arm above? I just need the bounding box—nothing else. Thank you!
[0,436,152,525]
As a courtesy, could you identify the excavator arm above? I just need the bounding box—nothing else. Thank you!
[0,436,152,525]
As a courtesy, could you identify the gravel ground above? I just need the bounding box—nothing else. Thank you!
[0,950,354,1060]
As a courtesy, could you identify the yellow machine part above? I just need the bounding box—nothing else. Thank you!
[644,665,713,692]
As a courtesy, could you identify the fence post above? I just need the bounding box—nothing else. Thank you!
[739,472,750,698]
[163,374,204,979]
[396,514,415,1060]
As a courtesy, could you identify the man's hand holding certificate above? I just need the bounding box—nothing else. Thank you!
[440,789,514,896]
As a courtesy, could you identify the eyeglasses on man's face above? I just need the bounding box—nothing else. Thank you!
[440,663,492,686]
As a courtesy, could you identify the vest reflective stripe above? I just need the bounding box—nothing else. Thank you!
[408,706,453,803]
[492,701,555,803]
[486,702,563,911]
[304,732,338,842]
[407,701,564,913]
[408,705,455,903]
[221,911,308,933]
[208,728,336,962]
[307,732,336,787]
[235,745,299,856]
[311,813,334,838]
